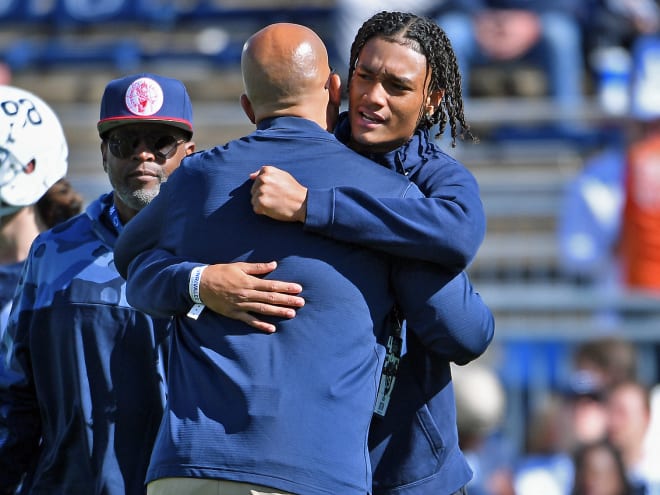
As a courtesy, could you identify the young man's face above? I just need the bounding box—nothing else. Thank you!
[348,36,435,154]
[102,123,193,216]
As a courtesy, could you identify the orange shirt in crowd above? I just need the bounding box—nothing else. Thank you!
[621,129,660,291]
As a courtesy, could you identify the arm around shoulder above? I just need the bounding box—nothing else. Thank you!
[303,166,485,270]
[123,248,206,318]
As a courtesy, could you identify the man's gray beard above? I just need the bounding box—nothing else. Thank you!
[115,181,164,211]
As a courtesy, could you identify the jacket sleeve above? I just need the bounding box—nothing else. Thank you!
[304,158,485,270]
[114,178,202,318]
[114,184,170,282]
[0,256,42,493]
[124,249,204,318]
[391,264,495,365]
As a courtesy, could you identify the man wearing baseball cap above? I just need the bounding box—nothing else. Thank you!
[0,73,195,495]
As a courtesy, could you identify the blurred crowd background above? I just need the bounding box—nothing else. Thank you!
[2,1,660,494]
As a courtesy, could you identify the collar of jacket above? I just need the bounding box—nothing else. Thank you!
[256,115,329,135]
[86,192,122,248]
[334,112,430,177]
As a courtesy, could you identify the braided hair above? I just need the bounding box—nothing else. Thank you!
[348,11,477,146]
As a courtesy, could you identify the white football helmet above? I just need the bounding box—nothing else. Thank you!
[0,85,68,216]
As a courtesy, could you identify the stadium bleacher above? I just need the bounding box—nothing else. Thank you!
[0,0,337,72]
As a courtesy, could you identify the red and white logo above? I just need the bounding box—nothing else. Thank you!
[125,77,164,116]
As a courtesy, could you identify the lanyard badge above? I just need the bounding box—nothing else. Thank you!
[374,309,403,417]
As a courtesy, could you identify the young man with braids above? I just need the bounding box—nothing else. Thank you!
[246,12,487,495]
[128,10,485,495]
[115,21,492,495]
[251,10,482,277]
[122,11,487,495]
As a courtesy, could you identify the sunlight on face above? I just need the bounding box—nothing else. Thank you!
[348,36,431,153]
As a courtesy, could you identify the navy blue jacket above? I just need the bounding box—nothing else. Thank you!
[331,115,493,494]
[0,193,170,495]
[114,117,493,495]
[329,113,486,267]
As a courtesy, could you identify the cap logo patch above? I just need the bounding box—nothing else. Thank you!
[125,77,164,116]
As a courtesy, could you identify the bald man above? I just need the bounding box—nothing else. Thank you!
[115,23,491,495]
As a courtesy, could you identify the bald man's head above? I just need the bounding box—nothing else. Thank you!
[240,23,340,126]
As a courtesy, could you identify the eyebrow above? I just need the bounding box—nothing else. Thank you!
[357,62,416,88]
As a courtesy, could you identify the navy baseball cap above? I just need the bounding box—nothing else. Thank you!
[97,73,193,137]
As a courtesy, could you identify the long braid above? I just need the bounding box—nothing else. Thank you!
[348,11,478,147]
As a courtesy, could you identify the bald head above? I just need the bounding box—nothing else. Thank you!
[240,23,340,127]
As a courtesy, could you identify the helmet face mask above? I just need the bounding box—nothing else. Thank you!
[0,86,68,211]
[0,148,31,216]
[0,147,32,187]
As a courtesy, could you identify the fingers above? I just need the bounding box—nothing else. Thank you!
[224,303,300,334]
[238,261,278,275]
[237,313,277,334]
[236,262,304,294]
[241,289,305,308]
[245,301,299,318]
[205,288,304,317]
[215,291,304,318]
[199,261,304,334]
[257,280,303,295]
[249,165,273,181]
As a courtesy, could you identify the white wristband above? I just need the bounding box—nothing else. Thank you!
[189,265,208,305]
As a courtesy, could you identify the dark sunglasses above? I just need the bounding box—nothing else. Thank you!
[108,130,186,160]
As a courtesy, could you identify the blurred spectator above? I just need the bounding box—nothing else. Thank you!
[570,438,638,495]
[514,393,574,495]
[588,0,660,52]
[568,389,609,450]
[36,178,84,229]
[0,63,11,85]
[647,384,660,491]
[558,143,625,290]
[606,380,660,494]
[590,44,633,116]
[586,0,659,112]
[619,117,660,293]
[571,338,638,391]
[453,362,515,495]
[435,0,587,118]
[510,339,648,495]
[618,35,660,293]
[0,178,83,335]
[566,338,637,448]
[559,35,660,296]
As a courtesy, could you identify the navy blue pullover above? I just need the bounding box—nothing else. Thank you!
[320,114,493,494]
[0,193,170,495]
[328,113,486,268]
[114,117,493,495]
